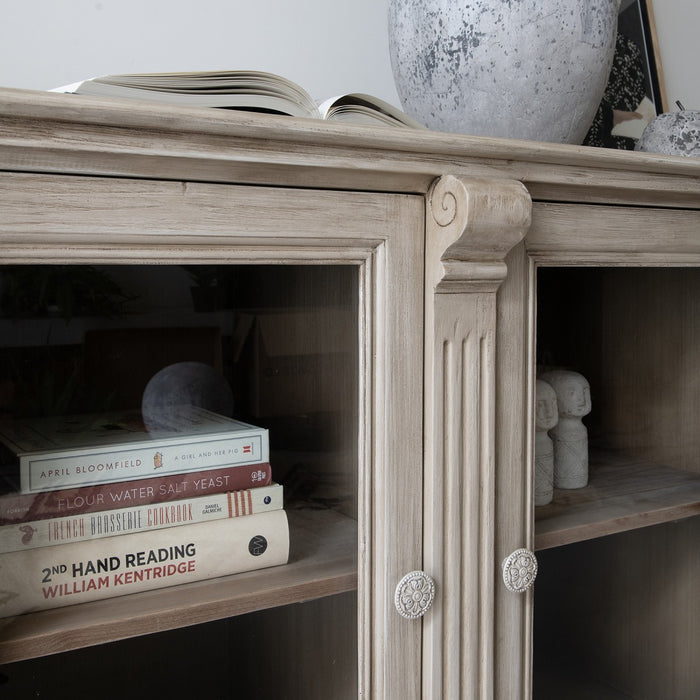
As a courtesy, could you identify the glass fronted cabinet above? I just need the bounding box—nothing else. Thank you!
[1,86,699,699]
[0,150,425,697]
[499,207,700,699]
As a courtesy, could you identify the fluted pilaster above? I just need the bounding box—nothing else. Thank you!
[423,176,531,699]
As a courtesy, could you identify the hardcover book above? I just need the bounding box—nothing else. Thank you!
[51,69,425,129]
[0,508,289,618]
[0,406,269,493]
[0,482,282,553]
[0,462,271,525]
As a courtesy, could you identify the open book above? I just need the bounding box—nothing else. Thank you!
[51,70,425,129]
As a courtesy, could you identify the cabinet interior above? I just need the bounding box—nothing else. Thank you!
[0,263,360,698]
[534,266,700,699]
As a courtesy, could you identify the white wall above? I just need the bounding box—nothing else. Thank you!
[0,0,402,106]
[0,1,696,117]
[650,0,700,110]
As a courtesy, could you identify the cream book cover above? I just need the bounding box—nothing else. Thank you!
[0,509,289,618]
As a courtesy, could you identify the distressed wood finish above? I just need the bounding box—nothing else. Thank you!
[520,189,700,699]
[0,104,426,698]
[1,87,700,206]
[1,87,700,698]
[423,176,531,699]
[494,240,537,700]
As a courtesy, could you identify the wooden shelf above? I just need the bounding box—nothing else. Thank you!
[534,449,700,550]
[0,507,357,664]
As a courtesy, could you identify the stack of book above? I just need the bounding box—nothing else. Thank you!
[0,405,289,618]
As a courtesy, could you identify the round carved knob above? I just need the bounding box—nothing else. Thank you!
[394,570,436,619]
[502,548,538,593]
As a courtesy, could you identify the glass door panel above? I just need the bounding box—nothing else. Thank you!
[533,266,700,699]
[0,263,359,698]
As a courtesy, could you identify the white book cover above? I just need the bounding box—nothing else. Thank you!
[0,406,269,494]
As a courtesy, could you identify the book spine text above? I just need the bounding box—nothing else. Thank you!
[0,483,282,553]
[21,430,269,493]
[0,462,271,525]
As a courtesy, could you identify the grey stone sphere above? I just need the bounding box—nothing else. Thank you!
[141,361,234,432]
[635,111,700,157]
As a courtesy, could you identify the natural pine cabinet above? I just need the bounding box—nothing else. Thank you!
[0,88,698,698]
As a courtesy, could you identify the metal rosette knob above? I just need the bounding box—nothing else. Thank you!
[502,548,538,593]
[394,570,436,619]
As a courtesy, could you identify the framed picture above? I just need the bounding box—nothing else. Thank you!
[584,0,668,149]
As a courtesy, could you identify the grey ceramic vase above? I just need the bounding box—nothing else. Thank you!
[635,111,700,157]
[388,0,619,144]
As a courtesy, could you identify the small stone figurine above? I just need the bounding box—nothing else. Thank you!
[534,379,558,505]
[539,370,591,489]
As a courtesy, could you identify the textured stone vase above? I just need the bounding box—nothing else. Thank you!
[388,0,619,143]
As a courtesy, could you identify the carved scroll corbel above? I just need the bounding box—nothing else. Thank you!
[427,175,532,293]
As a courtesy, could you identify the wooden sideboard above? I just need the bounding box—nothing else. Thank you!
[0,88,698,699]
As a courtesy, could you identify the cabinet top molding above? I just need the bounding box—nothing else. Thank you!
[1,87,699,208]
